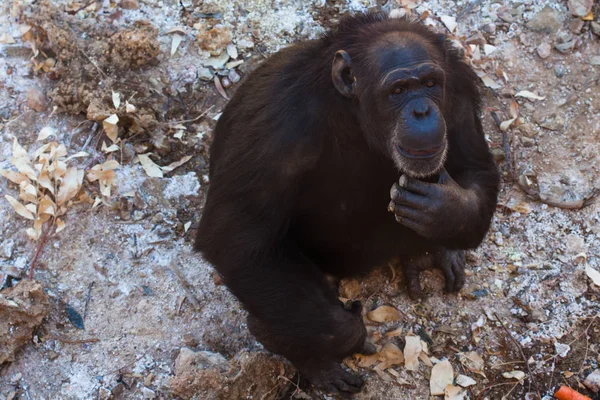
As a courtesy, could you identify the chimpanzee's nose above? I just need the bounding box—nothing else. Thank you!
[411,101,430,118]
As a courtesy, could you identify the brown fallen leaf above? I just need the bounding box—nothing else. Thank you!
[404,336,422,371]
[430,359,454,396]
[5,195,35,220]
[367,305,401,323]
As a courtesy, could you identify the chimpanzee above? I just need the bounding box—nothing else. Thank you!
[195,12,500,396]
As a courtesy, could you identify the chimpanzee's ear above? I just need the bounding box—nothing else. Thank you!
[332,50,356,98]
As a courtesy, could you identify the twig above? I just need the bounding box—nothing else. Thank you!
[83,282,95,320]
[476,382,518,400]
[168,260,201,310]
[78,48,109,80]
[49,334,100,344]
[170,105,214,124]
[493,312,541,397]
[28,219,55,279]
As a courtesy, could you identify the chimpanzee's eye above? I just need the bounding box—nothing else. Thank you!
[392,86,405,94]
[426,80,435,88]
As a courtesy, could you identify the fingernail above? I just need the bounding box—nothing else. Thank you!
[399,175,408,187]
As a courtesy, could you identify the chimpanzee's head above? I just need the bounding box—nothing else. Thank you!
[332,29,448,178]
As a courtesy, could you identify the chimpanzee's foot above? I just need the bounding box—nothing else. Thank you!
[298,359,364,398]
[401,249,466,299]
[434,249,466,293]
[401,252,435,300]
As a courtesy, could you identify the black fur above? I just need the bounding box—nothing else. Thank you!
[195,12,500,396]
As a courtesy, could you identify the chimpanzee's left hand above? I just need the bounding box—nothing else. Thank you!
[388,168,478,241]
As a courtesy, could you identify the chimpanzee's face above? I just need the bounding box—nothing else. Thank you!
[332,32,448,178]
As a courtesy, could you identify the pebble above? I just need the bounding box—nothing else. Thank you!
[120,0,139,9]
[26,87,48,112]
[583,369,600,393]
[591,56,600,66]
[228,69,240,83]
[466,32,486,47]
[554,66,565,78]
[481,23,496,34]
[491,148,506,162]
[592,22,600,36]
[521,136,535,148]
[568,0,593,17]
[527,6,561,34]
[555,40,576,54]
[141,387,156,399]
[568,18,585,34]
[198,67,213,81]
[536,43,551,59]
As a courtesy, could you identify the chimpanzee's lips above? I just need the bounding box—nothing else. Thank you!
[397,144,444,159]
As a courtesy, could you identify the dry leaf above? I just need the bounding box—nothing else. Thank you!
[55,218,65,233]
[0,169,30,185]
[103,114,119,143]
[171,33,184,56]
[445,384,467,400]
[354,352,380,368]
[38,197,56,216]
[37,126,56,141]
[184,221,192,232]
[112,91,121,109]
[92,197,102,208]
[19,182,38,203]
[440,15,457,32]
[458,351,486,378]
[484,44,496,55]
[500,101,519,131]
[502,370,525,380]
[102,143,120,153]
[480,75,502,89]
[515,90,546,101]
[377,343,405,369]
[161,155,193,173]
[0,32,16,44]
[404,336,422,371]
[385,327,403,338]
[64,151,89,161]
[11,157,37,181]
[57,167,83,206]
[419,352,433,367]
[12,137,29,159]
[125,101,136,113]
[367,305,401,323]
[430,360,454,396]
[5,195,35,220]
[585,265,600,286]
[456,374,476,387]
[138,154,163,178]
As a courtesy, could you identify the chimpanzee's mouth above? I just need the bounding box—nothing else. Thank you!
[397,144,444,159]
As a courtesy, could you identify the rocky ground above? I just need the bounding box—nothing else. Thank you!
[0,0,599,399]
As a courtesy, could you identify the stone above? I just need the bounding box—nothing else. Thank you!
[120,0,139,9]
[584,369,600,393]
[591,56,600,66]
[26,87,48,112]
[568,18,585,34]
[527,6,562,34]
[521,136,535,148]
[568,0,593,17]
[491,148,505,162]
[0,280,50,364]
[591,22,600,36]
[536,43,552,59]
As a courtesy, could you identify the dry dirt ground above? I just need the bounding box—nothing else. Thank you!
[1,0,600,399]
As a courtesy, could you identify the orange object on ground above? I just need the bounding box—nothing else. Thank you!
[554,385,592,400]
